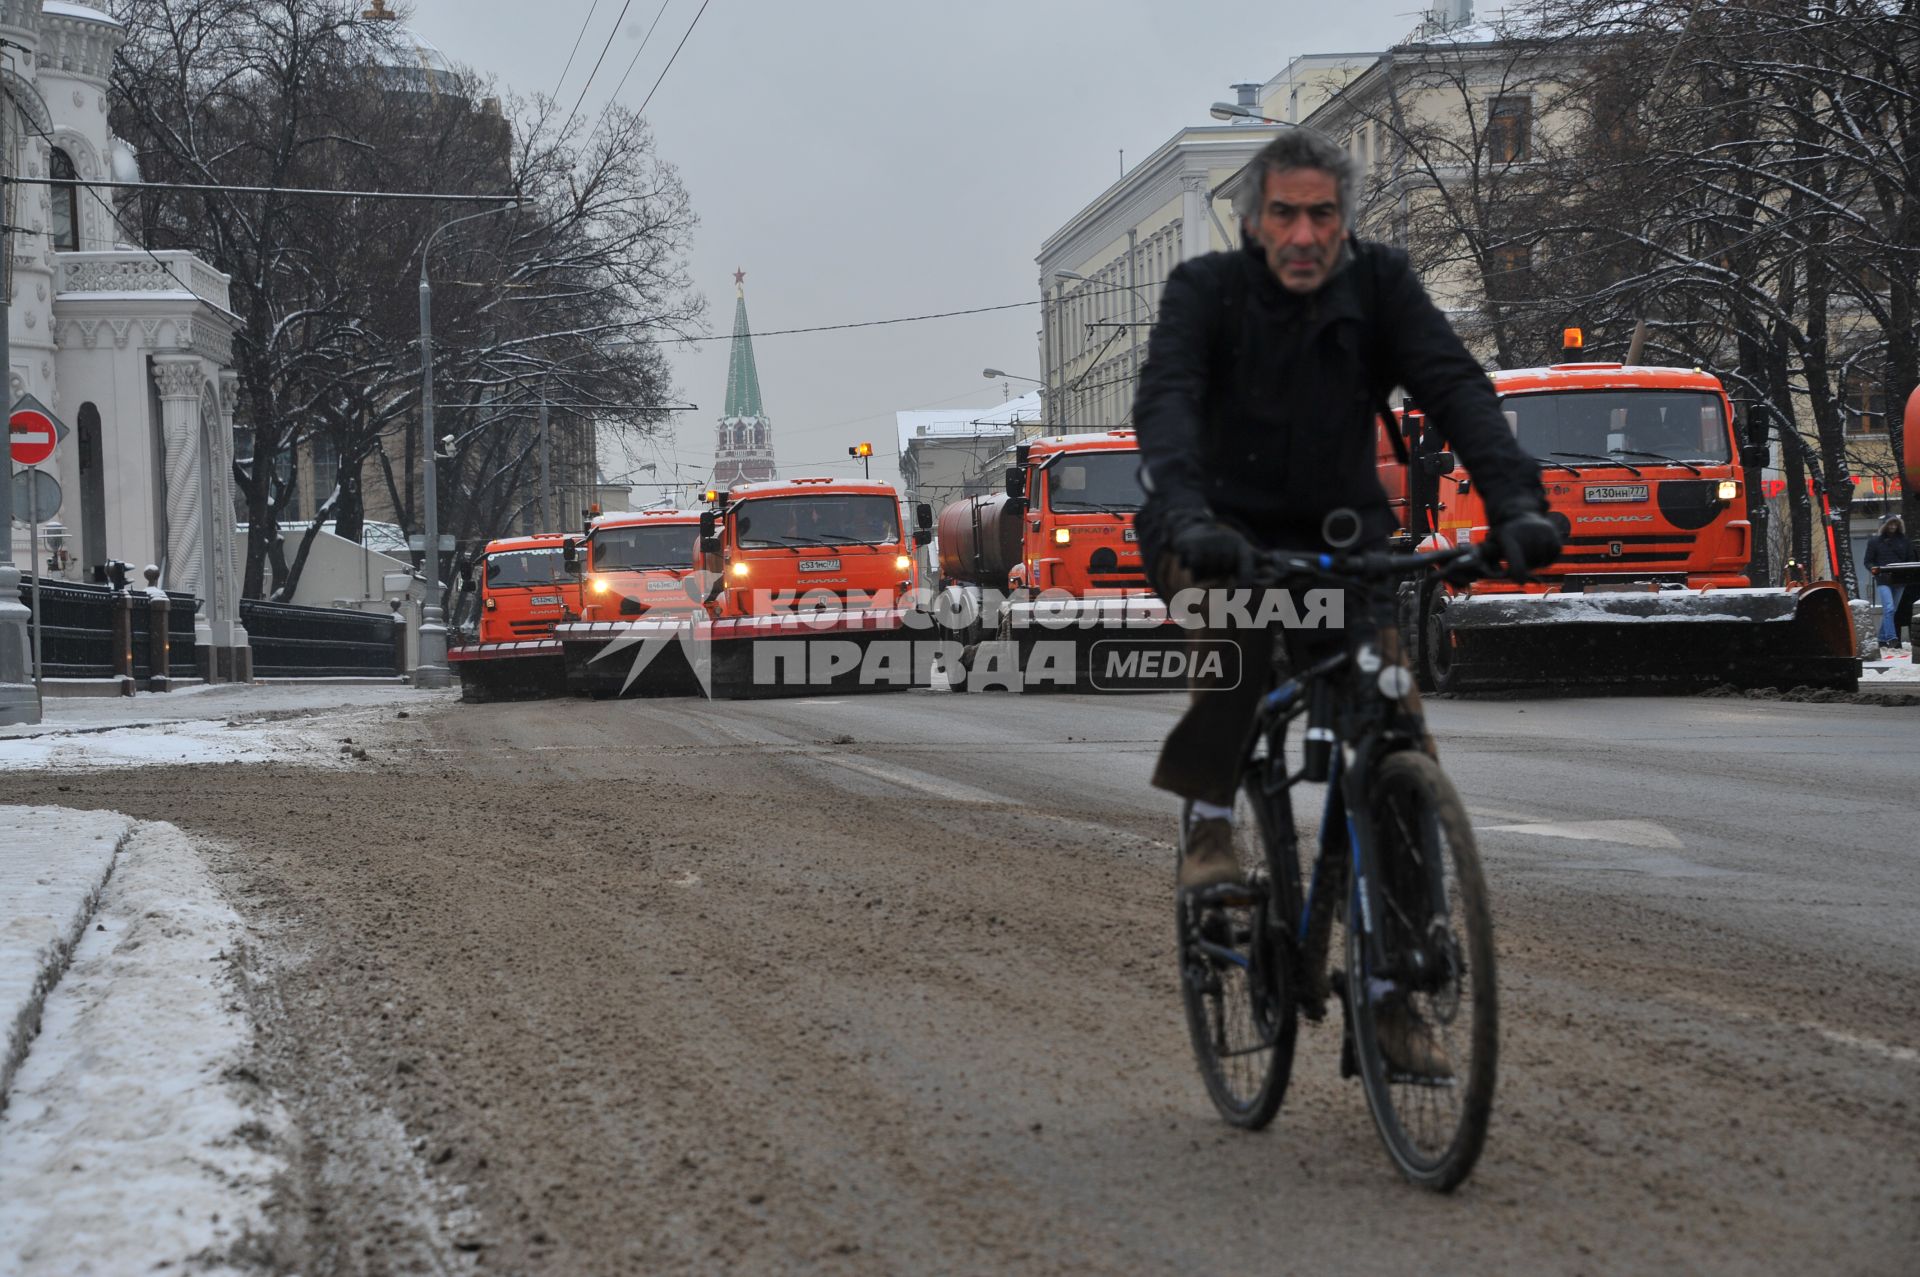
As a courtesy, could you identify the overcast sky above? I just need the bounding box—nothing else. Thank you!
[404,0,1424,495]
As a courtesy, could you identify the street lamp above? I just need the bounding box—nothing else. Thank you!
[415,201,514,688]
[1210,101,1287,125]
[982,368,1043,383]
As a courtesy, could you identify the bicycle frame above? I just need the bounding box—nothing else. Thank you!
[1243,593,1447,1005]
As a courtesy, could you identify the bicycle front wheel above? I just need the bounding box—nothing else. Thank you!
[1176,787,1297,1129]
[1345,752,1497,1191]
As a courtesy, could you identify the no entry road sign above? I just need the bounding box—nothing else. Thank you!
[8,394,68,467]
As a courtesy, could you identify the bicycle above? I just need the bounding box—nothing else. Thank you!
[1175,539,1499,1191]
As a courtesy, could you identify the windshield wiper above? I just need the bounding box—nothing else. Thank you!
[1052,501,1140,513]
[1536,457,1580,476]
[1610,448,1702,476]
[1551,451,1643,477]
[741,534,819,552]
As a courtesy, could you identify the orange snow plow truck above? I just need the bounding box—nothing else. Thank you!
[555,476,934,698]
[1382,350,1859,693]
[447,533,583,701]
[931,430,1178,691]
[555,508,706,696]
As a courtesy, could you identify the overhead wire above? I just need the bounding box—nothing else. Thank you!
[557,0,637,141]
[636,0,713,117]
[594,0,674,124]
[549,0,604,103]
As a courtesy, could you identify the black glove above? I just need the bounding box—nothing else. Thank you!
[1490,510,1563,577]
[1170,518,1255,584]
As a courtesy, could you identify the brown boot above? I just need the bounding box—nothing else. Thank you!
[1373,1001,1453,1079]
[1177,817,1244,891]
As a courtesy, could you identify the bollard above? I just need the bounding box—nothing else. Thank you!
[144,567,172,692]
[111,589,135,697]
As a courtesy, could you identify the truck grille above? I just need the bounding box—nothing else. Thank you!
[1559,532,1698,566]
[1088,573,1151,589]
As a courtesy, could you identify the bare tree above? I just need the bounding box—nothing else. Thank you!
[110,0,703,600]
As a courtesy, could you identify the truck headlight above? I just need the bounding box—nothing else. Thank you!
[591,577,610,594]
[730,561,750,578]
[894,554,912,570]
[1054,528,1071,545]
[484,597,496,610]
[1716,479,1739,501]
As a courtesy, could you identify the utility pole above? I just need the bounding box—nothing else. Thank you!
[0,146,40,724]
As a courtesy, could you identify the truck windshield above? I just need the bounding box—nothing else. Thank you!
[1499,389,1731,464]
[593,524,695,571]
[734,495,901,548]
[484,547,570,588]
[1046,450,1144,512]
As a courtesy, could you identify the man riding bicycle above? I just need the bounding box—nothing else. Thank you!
[1133,131,1560,907]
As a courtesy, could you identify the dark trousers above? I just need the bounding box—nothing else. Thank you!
[1149,556,1425,806]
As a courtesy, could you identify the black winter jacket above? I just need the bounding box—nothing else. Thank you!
[1864,529,1914,573]
[1132,239,1544,549]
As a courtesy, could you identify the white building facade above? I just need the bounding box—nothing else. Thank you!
[1035,57,1376,432]
[2,0,246,676]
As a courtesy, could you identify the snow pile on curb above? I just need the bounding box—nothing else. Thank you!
[0,717,360,771]
[0,808,133,1106]
[0,822,287,1274]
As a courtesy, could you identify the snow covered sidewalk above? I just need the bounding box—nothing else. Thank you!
[0,816,285,1275]
[0,682,455,770]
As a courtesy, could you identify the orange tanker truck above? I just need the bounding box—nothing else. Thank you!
[1381,346,1859,693]
[556,476,934,697]
[931,429,1181,691]
[447,533,584,700]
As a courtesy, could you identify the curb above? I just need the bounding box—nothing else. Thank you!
[0,810,135,1112]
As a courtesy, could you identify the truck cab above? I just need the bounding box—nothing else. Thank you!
[1002,431,1150,595]
[572,509,703,621]
[1383,362,1752,594]
[700,477,931,618]
[473,534,583,644]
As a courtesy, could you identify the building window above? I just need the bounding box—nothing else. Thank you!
[1489,243,1532,281]
[1487,97,1532,164]
[1846,375,1886,434]
[49,147,78,251]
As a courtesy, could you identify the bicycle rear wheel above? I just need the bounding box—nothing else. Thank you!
[1176,783,1297,1129]
[1345,752,1496,1190]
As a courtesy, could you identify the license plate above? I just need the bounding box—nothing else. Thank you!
[1123,527,1138,542]
[529,594,561,606]
[798,558,841,572]
[1585,484,1649,504]
[645,578,680,592]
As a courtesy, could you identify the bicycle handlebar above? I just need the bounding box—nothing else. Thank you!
[1251,540,1502,589]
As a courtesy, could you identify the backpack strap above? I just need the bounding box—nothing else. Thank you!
[1356,242,1412,467]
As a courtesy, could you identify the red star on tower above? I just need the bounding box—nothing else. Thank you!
[733,268,746,288]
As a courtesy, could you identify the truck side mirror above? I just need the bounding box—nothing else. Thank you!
[1421,450,1456,475]
[1740,444,1769,471]
[698,510,716,539]
[699,536,721,555]
[1005,467,1026,501]
[456,554,475,587]
[915,502,933,531]
[562,539,580,571]
[913,529,931,547]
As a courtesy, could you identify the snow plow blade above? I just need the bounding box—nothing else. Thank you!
[448,640,570,702]
[557,619,707,698]
[1435,583,1860,693]
[558,609,930,700]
